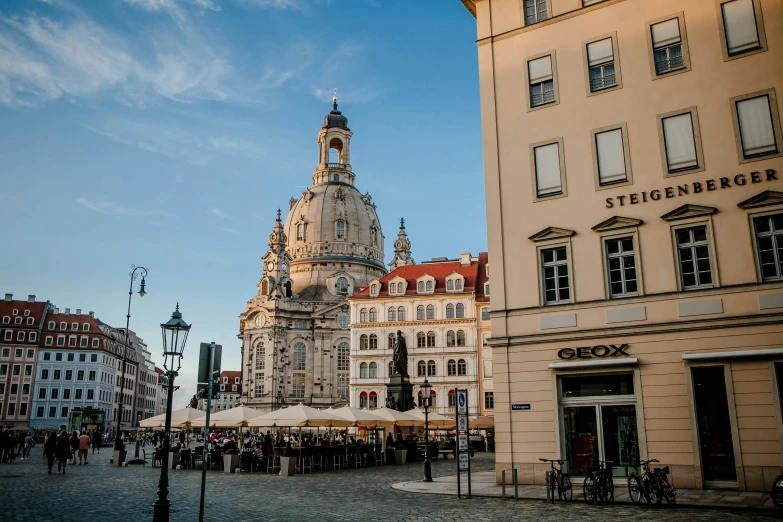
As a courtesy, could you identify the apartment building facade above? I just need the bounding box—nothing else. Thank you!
[462,0,783,492]
[348,251,491,417]
[0,294,47,429]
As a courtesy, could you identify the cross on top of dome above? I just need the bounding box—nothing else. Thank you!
[323,88,349,130]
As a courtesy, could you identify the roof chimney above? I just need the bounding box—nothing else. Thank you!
[65,308,70,315]
[89,311,94,318]
[4,293,12,302]
[460,252,472,267]
[54,307,59,314]
[27,295,35,303]
[76,309,81,315]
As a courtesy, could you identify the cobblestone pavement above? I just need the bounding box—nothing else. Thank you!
[0,447,779,521]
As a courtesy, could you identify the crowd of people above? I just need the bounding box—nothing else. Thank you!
[0,428,34,463]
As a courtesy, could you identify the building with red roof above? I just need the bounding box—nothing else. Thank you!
[198,370,242,413]
[348,246,493,417]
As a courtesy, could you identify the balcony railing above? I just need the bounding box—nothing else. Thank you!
[531,90,555,107]
[655,55,685,75]
[326,162,349,169]
[590,74,617,91]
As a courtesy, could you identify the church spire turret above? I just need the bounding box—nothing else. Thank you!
[259,210,292,299]
[389,217,415,269]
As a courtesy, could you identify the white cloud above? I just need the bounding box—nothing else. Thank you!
[75,198,132,214]
[236,0,307,11]
[218,227,241,235]
[209,207,231,219]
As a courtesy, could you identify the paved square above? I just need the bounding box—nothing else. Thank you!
[0,448,779,521]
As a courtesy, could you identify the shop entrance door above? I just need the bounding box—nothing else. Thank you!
[692,366,737,485]
[560,373,640,478]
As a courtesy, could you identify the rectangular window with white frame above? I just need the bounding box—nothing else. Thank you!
[675,225,714,290]
[648,14,690,77]
[531,138,566,199]
[753,213,783,281]
[657,108,705,176]
[716,0,767,60]
[591,123,632,189]
[583,34,621,94]
[730,89,782,163]
[605,237,639,298]
[523,0,548,25]
[527,53,557,109]
[541,246,571,305]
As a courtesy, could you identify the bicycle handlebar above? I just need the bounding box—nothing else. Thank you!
[539,458,565,464]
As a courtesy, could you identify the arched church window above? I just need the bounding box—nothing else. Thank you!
[285,281,292,298]
[388,307,396,322]
[336,277,349,295]
[397,306,406,321]
[335,220,345,240]
[293,342,306,371]
[456,303,465,319]
[261,279,269,295]
[447,280,454,291]
[371,228,378,246]
[426,305,434,320]
[426,281,433,292]
[369,308,377,322]
[256,343,265,370]
[446,304,454,319]
[337,343,349,371]
[297,224,305,242]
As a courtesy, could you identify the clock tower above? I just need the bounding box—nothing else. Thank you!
[259,209,293,299]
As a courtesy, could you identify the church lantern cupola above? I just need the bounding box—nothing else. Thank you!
[315,90,354,186]
[389,218,415,269]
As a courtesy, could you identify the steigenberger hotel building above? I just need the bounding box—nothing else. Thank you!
[460,0,783,491]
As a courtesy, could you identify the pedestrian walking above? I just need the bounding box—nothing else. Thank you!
[91,430,100,455]
[56,431,71,474]
[17,431,25,458]
[6,431,17,463]
[78,431,90,465]
[23,432,33,459]
[0,428,8,463]
[43,432,57,474]
[68,431,79,465]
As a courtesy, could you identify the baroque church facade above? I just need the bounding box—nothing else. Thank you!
[238,97,399,412]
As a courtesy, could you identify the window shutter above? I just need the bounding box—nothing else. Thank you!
[528,56,552,84]
[662,113,698,171]
[595,128,627,184]
[534,143,562,196]
[737,95,777,156]
[651,19,681,48]
[722,0,760,54]
[587,38,614,66]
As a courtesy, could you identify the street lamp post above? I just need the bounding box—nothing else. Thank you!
[152,304,191,522]
[421,378,433,483]
[114,266,148,462]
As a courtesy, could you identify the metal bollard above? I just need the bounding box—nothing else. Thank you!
[513,468,518,499]
[502,469,507,499]
[501,469,519,500]
[545,471,551,502]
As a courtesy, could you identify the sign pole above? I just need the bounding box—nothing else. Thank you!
[198,342,215,522]
[466,390,471,499]
[455,387,460,499]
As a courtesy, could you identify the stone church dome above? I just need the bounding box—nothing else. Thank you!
[279,97,387,299]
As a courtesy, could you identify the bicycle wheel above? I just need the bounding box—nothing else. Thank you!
[594,475,605,505]
[644,475,660,505]
[583,474,595,505]
[659,477,676,504]
[561,474,573,501]
[606,474,615,504]
[628,474,643,504]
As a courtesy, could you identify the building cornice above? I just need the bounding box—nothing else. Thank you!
[350,318,476,329]
[459,0,476,18]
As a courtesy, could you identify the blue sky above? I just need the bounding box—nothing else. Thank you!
[0,0,483,406]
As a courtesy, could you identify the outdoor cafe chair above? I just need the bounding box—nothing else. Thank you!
[296,447,312,474]
[152,448,165,467]
[267,447,282,474]
[179,449,191,469]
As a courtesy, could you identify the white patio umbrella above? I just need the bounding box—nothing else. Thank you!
[138,407,206,429]
[404,408,456,429]
[328,407,395,428]
[371,408,422,427]
[247,403,353,428]
[470,416,495,430]
[208,406,265,428]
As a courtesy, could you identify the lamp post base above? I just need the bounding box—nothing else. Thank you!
[423,457,432,482]
[113,449,127,468]
[152,499,171,522]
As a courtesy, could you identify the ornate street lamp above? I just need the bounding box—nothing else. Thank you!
[153,304,191,522]
[114,266,148,461]
[421,378,433,482]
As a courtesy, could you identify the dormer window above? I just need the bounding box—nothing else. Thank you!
[336,277,349,295]
[447,280,454,291]
[335,220,345,240]
[426,281,433,292]
[297,224,306,242]
[60,322,67,330]
[370,284,378,296]
[417,281,424,292]
[485,283,490,296]
[455,280,463,291]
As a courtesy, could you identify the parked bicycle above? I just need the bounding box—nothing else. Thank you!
[539,458,573,502]
[628,459,676,505]
[584,460,614,505]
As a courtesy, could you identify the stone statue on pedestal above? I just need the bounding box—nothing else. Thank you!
[391,330,408,376]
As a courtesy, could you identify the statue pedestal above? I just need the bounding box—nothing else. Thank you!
[386,374,414,412]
